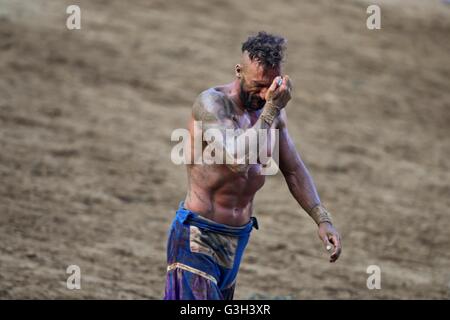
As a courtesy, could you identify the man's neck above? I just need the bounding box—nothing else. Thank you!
[227,80,246,113]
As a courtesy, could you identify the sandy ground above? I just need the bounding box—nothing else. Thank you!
[0,0,449,299]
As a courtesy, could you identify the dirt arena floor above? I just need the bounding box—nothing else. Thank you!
[1,0,449,299]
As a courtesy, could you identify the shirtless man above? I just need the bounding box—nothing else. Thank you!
[164,31,342,300]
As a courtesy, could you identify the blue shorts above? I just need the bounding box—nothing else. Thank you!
[164,202,258,300]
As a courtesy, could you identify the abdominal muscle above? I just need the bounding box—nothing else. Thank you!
[184,163,266,227]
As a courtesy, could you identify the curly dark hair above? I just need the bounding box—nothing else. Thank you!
[241,31,287,68]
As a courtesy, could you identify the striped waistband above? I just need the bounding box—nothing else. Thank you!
[176,201,258,236]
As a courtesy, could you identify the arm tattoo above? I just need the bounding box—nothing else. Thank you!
[192,90,249,173]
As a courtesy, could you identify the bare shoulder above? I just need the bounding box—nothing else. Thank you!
[192,88,231,122]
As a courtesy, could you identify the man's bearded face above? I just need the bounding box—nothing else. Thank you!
[239,79,266,111]
[238,56,280,112]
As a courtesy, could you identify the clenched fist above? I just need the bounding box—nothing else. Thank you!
[265,75,293,109]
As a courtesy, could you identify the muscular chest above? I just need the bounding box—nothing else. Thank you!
[231,110,261,129]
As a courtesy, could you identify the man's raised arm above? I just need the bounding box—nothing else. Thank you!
[191,76,290,172]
